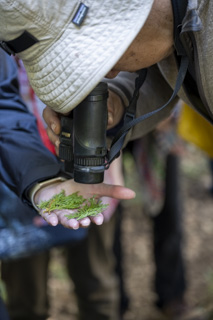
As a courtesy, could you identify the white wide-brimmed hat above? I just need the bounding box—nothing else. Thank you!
[0,0,154,113]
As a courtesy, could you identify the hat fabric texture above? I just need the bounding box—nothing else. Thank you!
[0,0,154,113]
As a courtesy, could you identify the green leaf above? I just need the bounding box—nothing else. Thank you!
[38,190,86,213]
[38,190,109,220]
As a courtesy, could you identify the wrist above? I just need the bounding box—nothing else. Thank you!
[29,177,67,211]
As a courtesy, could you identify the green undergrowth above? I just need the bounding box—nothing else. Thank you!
[38,190,108,220]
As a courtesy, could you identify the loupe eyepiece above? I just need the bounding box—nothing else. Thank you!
[59,82,108,184]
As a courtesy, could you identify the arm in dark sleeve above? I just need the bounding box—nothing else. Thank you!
[0,49,66,202]
[104,65,179,145]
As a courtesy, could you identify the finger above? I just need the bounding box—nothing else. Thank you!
[46,126,60,150]
[103,185,135,200]
[88,183,136,200]
[90,213,104,225]
[78,217,91,228]
[107,111,114,128]
[43,106,61,135]
[56,210,80,229]
[40,210,59,226]
[64,180,136,201]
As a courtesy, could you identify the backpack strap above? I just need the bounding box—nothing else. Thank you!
[171,0,188,57]
[107,56,189,165]
[171,0,213,123]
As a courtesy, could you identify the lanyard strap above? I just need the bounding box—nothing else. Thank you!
[107,55,189,165]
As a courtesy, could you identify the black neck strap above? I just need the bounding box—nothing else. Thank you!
[106,55,189,165]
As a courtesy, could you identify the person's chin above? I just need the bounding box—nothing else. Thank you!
[105,70,120,79]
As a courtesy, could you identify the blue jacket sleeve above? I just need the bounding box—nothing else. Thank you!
[0,49,66,204]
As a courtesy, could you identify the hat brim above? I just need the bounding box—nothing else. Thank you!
[23,0,154,113]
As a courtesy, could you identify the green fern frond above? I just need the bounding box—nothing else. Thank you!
[38,190,108,219]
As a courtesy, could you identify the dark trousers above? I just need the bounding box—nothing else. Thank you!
[1,252,50,320]
[113,153,186,312]
[152,153,186,308]
[0,297,10,320]
[66,216,120,320]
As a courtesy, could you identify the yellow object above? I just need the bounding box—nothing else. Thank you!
[177,103,213,158]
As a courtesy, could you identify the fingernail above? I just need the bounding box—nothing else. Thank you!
[108,112,113,124]
[81,220,90,227]
[69,219,79,230]
[51,123,56,132]
[95,216,103,225]
[72,222,79,229]
[49,217,57,226]
[55,140,60,148]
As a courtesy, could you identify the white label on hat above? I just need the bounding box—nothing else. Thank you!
[72,2,89,26]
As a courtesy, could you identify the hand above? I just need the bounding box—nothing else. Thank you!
[43,89,125,154]
[34,178,135,229]
[43,107,61,155]
[107,89,125,129]
[101,154,124,222]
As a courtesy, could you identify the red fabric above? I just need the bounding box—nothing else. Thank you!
[29,87,56,155]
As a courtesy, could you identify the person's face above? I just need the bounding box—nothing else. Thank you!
[105,43,148,79]
[105,0,174,79]
[105,46,141,79]
[105,33,173,79]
